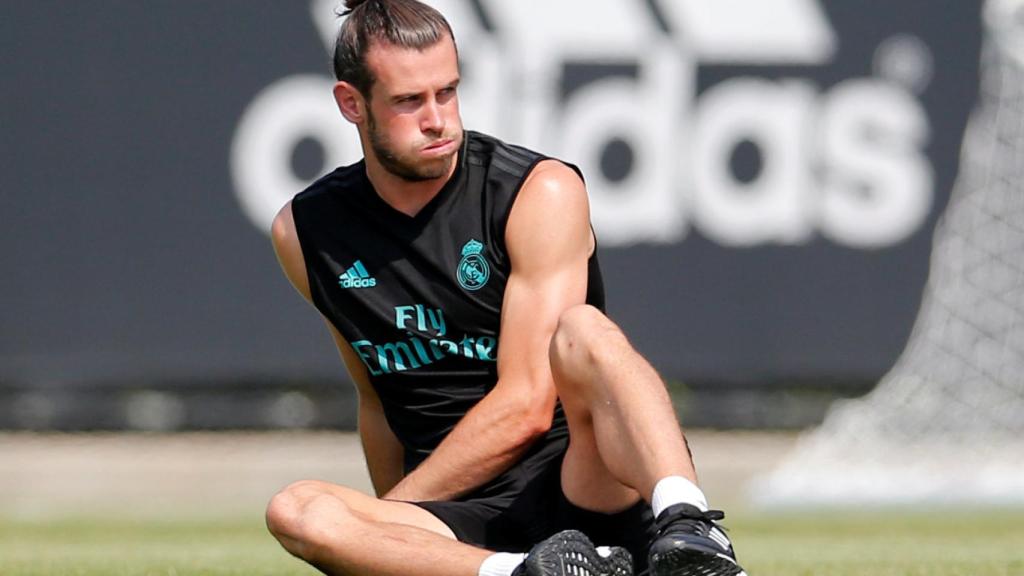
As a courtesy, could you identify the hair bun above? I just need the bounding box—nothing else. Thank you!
[344,0,369,9]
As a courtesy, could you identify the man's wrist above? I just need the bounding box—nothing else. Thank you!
[383,477,424,502]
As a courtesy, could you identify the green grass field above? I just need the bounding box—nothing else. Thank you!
[2,511,1022,576]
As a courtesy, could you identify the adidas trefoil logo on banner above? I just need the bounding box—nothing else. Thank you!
[338,260,377,289]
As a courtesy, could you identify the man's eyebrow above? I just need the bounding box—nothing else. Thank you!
[390,78,460,101]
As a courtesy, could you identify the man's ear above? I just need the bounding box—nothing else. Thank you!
[334,81,365,124]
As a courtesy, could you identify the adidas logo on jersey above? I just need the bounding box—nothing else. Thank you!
[338,260,376,289]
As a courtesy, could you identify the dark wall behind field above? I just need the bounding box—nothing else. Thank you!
[0,1,982,429]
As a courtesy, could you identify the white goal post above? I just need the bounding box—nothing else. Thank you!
[753,0,1024,506]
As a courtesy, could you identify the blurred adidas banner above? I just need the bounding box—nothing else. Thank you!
[0,1,982,428]
[237,0,935,249]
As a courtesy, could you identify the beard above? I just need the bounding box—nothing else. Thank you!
[367,111,462,182]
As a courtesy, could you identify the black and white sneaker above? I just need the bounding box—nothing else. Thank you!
[647,504,746,576]
[512,530,633,576]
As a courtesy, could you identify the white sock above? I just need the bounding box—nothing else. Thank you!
[478,552,527,576]
[651,476,709,517]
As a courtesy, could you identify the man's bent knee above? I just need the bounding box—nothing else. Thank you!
[551,304,626,368]
[266,481,356,561]
[267,480,320,535]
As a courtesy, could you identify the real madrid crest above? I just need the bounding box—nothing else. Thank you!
[457,239,490,291]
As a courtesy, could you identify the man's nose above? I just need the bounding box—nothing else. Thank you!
[421,100,444,133]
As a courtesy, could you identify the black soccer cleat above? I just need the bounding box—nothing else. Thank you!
[512,529,633,576]
[647,504,746,576]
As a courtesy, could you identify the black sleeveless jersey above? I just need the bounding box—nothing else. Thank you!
[291,131,605,471]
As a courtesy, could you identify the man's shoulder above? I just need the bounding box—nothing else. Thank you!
[465,131,583,184]
[294,160,367,204]
[465,130,546,174]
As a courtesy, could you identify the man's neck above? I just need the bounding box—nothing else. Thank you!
[364,155,458,218]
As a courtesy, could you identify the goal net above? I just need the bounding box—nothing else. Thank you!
[753,0,1024,506]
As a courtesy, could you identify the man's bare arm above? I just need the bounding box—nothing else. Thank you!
[271,202,405,496]
[384,160,593,502]
[328,323,405,496]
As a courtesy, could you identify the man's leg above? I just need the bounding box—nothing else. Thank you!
[267,480,634,576]
[266,480,489,576]
[549,305,744,576]
[549,305,697,509]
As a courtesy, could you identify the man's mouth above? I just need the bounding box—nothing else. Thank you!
[422,138,456,155]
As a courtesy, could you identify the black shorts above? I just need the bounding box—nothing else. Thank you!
[413,432,656,572]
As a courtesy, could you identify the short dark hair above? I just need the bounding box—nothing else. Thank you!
[334,0,456,98]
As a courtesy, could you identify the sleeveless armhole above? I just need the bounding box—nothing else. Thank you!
[291,188,347,337]
[494,156,605,312]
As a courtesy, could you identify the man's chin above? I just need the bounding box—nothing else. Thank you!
[402,155,457,182]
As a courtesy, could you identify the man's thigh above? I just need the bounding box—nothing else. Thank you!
[295,480,457,539]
